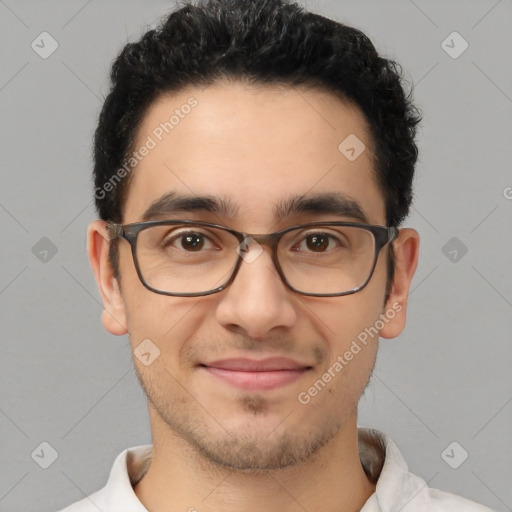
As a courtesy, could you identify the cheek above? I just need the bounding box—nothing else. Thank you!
[305,289,384,391]
[310,290,385,349]
[124,287,208,369]
[298,337,378,415]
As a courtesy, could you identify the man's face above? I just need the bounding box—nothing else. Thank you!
[97,81,407,470]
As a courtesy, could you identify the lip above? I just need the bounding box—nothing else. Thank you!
[200,357,312,391]
[204,357,310,371]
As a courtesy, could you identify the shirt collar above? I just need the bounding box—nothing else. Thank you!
[102,444,151,511]
[96,427,425,511]
[358,427,429,511]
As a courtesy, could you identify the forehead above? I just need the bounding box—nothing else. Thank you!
[122,80,385,228]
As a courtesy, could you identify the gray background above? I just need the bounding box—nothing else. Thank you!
[1,0,511,511]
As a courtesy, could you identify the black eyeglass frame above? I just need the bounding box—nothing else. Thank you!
[106,219,399,298]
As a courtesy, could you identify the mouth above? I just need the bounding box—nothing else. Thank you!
[199,357,313,391]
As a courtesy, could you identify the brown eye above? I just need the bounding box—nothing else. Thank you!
[180,233,204,251]
[306,234,330,252]
[161,230,214,252]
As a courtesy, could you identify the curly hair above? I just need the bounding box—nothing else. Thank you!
[93,0,422,302]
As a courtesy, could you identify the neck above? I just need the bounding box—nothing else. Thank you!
[134,410,376,512]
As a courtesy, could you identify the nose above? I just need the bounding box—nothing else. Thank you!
[214,241,298,340]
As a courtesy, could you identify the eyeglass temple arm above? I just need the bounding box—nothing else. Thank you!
[106,223,123,239]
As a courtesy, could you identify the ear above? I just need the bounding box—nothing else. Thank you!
[379,227,420,339]
[87,220,128,336]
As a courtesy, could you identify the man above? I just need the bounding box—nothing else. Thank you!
[58,0,497,510]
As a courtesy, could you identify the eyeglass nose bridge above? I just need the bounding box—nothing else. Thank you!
[227,230,295,296]
[236,232,290,271]
[234,232,283,273]
[239,232,281,251]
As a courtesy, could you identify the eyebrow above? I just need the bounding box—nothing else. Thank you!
[141,191,369,224]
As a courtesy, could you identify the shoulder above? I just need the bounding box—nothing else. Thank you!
[377,464,499,512]
[53,444,152,512]
[358,428,499,512]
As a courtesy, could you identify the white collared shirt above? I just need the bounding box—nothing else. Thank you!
[56,427,497,511]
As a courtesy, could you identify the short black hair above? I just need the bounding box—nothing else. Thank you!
[93,0,422,304]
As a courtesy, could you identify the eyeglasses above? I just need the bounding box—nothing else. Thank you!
[106,220,398,297]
